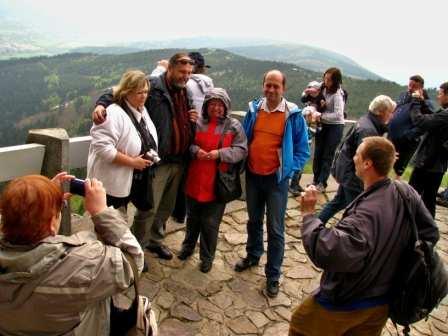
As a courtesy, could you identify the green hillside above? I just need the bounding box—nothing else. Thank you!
[228,44,384,81]
[0,48,409,146]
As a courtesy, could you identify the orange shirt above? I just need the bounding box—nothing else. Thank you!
[248,109,286,175]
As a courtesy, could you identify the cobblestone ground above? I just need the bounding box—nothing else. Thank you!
[74,176,448,336]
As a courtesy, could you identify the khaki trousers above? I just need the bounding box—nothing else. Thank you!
[289,296,388,336]
[132,163,184,247]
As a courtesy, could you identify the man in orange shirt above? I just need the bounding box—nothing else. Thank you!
[235,70,310,297]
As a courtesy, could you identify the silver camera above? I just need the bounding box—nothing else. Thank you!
[146,149,161,164]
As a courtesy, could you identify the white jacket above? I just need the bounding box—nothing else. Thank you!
[186,74,214,112]
[87,102,157,197]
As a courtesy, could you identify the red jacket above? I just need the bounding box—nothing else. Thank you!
[186,116,246,202]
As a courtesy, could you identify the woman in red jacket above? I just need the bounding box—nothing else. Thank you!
[177,88,247,272]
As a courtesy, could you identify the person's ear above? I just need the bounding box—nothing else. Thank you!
[50,212,61,236]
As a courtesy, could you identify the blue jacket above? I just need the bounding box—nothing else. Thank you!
[243,98,310,183]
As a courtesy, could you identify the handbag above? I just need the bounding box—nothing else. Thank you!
[214,119,242,203]
[111,253,158,336]
[130,168,153,211]
[121,103,157,211]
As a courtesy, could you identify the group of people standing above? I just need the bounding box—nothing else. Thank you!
[1,49,447,335]
[89,52,311,297]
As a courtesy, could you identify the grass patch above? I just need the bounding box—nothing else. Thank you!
[400,166,448,188]
[70,195,85,215]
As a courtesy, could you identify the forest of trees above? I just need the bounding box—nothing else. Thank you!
[0,48,422,147]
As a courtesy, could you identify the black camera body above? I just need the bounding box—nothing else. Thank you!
[70,178,85,196]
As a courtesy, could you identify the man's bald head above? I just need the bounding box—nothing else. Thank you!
[262,69,286,109]
[263,70,286,88]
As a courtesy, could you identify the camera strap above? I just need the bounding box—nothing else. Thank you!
[120,102,157,155]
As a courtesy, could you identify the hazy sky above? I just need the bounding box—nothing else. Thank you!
[2,0,446,87]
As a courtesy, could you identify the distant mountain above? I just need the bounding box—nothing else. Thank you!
[0,17,73,59]
[227,44,384,81]
[0,19,384,82]
[0,48,407,147]
[126,36,278,50]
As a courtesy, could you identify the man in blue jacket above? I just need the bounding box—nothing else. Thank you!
[234,70,310,297]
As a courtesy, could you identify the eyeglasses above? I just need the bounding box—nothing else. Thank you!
[176,58,195,66]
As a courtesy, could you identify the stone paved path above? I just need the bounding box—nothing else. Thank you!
[74,175,448,335]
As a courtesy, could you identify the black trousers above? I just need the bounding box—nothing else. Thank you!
[392,139,419,176]
[409,167,444,218]
[181,197,226,263]
[313,123,344,187]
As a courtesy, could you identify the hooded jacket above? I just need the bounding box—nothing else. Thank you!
[186,88,247,202]
[0,208,143,336]
[243,98,310,183]
[187,74,214,112]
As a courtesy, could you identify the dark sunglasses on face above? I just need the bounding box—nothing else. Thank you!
[176,58,195,66]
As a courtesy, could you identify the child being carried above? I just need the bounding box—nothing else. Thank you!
[301,81,326,133]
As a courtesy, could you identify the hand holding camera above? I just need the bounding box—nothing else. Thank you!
[84,178,107,216]
[69,178,107,216]
[145,149,161,164]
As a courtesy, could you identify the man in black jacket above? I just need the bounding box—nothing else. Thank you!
[318,95,396,224]
[409,81,448,217]
[289,136,439,336]
[92,53,198,259]
[388,75,435,178]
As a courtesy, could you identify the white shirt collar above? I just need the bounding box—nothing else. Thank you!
[125,100,144,122]
[260,97,286,113]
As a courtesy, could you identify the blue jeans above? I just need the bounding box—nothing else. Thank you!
[313,124,344,187]
[318,184,361,224]
[245,170,289,282]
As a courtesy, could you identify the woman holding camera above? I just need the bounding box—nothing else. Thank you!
[87,70,158,226]
[177,88,247,273]
[0,173,144,335]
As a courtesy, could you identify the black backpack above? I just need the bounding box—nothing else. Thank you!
[390,182,448,335]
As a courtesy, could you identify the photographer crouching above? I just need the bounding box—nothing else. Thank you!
[0,172,144,335]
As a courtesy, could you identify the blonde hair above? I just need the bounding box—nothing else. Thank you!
[113,70,149,105]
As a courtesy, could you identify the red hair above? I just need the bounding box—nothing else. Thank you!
[0,175,63,244]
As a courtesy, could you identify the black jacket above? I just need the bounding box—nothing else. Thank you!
[411,104,448,173]
[302,179,439,304]
[96,73,195,163]
[333,112,388,192]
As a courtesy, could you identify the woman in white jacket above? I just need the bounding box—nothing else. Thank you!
[87,70,158,223]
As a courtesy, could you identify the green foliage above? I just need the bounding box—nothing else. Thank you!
[70,195,85,215]
[0,48,422,147]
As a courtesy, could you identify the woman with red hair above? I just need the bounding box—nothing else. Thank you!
[0,173,144,335]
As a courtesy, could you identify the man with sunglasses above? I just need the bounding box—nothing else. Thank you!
[92,53,197,260]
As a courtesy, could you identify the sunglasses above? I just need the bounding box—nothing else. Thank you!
[176,58,195,66]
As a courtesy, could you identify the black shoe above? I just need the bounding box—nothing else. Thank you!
[234,256,259,272]
[177,249,193,261]
[266,280,279,298]
[199,261,212,273]
[147,244,173,260]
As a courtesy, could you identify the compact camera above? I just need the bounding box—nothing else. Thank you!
[146,149,161,164]
[69,178,85,196]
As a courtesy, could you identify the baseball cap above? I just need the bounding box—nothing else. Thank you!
[188,52,211,68]
[307,81,322,89]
